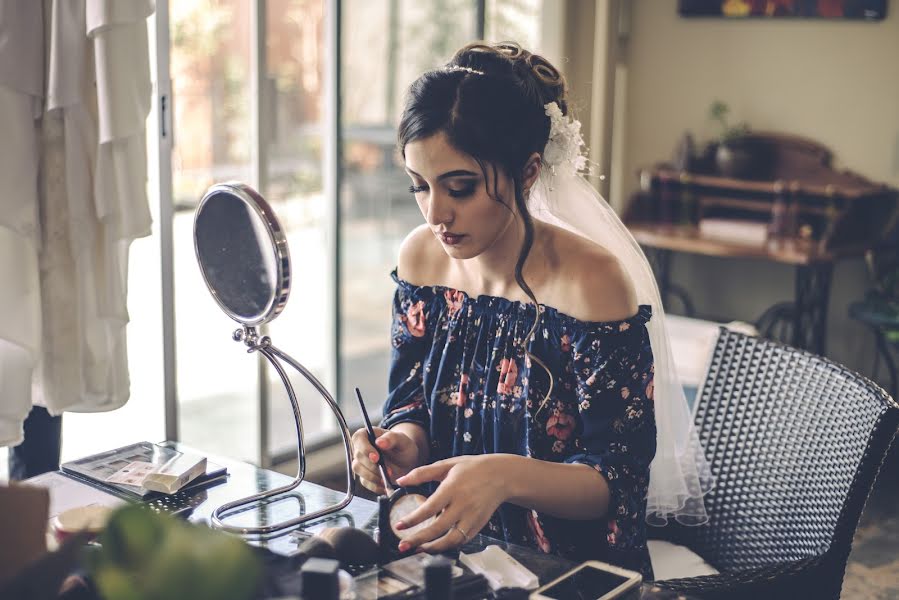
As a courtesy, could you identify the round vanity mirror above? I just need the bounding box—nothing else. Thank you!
[193,182,354,536]
[194,183,289,327]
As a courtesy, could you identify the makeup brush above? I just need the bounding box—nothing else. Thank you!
[356,387,434,560]
[355,387,394,494]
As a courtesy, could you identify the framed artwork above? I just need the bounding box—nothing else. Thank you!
[678,0,887,19]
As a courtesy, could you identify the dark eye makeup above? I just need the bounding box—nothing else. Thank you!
[407,181,477,198]
[448,184,476,198]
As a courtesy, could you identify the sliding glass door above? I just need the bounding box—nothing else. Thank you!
[262,0,335,460]
[165,0,260,463]
[338,0,544,424]
[337,0,479,424]
[147,0,546,468]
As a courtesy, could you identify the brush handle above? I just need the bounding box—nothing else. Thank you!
[355,387,394,493]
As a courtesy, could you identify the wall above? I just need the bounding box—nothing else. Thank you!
[616,0,899,379]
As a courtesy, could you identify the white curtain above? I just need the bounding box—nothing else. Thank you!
[0,0,155,446]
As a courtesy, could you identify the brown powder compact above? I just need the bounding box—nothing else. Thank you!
[378,486,435,560]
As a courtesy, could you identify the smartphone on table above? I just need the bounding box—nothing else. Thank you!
[529,560,642,600]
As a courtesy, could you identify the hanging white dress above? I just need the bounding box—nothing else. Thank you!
[0,0,154,446]
[0,0,46,446]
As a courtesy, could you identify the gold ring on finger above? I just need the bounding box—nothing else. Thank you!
[450,523,469,542]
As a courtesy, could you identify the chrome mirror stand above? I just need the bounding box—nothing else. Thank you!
[211,325,356,536]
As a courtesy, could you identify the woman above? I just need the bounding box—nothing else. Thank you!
[351,42,711,579]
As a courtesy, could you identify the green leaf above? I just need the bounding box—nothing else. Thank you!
[708,100,729,120]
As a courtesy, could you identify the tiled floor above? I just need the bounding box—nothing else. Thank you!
[842,446,899,600]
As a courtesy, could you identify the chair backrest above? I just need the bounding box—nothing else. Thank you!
[684,329,898,572]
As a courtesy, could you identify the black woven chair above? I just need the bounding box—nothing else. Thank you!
[651,328,899,600]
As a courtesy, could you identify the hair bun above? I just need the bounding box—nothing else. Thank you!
[450,41,568,115]
[495,42,568,115]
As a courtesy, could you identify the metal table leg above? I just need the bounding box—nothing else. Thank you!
[872,326,898,400]
[756,262,834,356]
[793,262,834,355]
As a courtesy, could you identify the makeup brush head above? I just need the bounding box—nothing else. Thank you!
[317,527,380,565]
[297,536,337,561]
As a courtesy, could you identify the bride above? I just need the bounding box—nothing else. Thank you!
[350,41,712,579]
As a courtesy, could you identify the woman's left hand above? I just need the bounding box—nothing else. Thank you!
[393,454,510,554]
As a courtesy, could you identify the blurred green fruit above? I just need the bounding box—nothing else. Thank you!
[94,565,141,600]
[100,505,166,570]
[91,505,260,600]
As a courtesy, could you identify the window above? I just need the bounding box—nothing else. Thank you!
[169,0,259,462]
[0,2,553,480]
[49,0,549,471]
[171,0,547,465]
[338,0,479,425]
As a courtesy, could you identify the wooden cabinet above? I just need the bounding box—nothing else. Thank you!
[624,132,898,258]
[623,132,899,356]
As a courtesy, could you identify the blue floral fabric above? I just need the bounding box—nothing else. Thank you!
[381,270,657,579]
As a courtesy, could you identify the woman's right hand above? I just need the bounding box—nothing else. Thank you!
[351,426,421,495]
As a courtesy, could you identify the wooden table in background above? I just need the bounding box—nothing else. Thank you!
[628,222,865,356]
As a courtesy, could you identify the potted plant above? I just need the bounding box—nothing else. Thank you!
[708,100,757,179]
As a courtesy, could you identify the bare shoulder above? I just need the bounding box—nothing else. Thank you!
[396,224,448,285]
[540,225,639,323]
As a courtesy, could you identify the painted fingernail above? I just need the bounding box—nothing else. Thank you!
[395,520,406,530]
[398,542,410,552]
[369,452,378,462]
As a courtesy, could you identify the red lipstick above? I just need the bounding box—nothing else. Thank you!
[438,232,465,246]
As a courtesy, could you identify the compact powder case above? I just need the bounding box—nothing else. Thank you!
[378,486,434,560]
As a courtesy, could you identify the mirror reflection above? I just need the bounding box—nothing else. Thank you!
[194,189,280,325]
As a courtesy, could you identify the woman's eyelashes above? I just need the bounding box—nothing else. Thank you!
[407,182,477,198]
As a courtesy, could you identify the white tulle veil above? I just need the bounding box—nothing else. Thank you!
[530,102,714,526]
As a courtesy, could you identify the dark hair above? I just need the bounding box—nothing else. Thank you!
[397,41,569,335]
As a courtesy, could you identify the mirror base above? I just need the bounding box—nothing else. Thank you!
[210,328,356,536]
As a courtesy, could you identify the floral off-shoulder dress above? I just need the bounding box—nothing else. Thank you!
[381,270,657,579]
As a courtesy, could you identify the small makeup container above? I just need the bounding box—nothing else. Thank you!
[300,557,340,600]
[51,505,114,544]
[424,555,453,600]
[377,487,432,560]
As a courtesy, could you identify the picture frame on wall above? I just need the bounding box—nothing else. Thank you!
[678,0,887,19]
